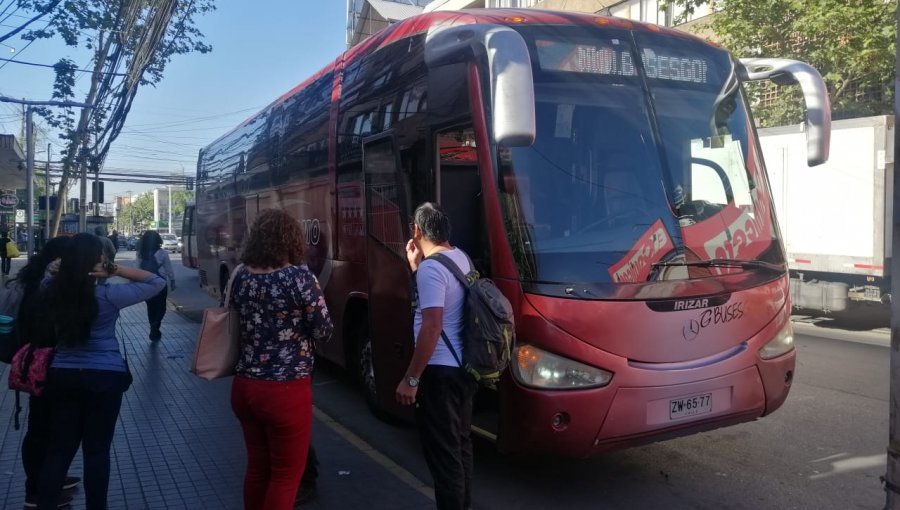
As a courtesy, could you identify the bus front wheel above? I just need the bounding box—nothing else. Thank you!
[357,320,379,411]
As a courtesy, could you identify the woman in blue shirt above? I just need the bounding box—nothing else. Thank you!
[34,233,165,509]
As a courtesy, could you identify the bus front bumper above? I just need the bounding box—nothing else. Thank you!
[497,351,795,458]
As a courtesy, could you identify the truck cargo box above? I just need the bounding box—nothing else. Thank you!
[758,115,894,310]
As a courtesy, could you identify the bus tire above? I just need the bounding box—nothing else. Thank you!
[357,319,379,412]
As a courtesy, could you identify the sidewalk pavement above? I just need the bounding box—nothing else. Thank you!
[0,268,435,509]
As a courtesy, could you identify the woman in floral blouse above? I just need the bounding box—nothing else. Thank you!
[229,209,333,510]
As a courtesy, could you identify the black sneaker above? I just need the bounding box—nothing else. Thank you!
[294,483,317,506]
[62,476,81,490]
[24,493,73,508]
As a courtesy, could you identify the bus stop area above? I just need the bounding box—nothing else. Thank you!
[0,258,434,510]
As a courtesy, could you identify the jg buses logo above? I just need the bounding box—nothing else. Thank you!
[682,302,745,342]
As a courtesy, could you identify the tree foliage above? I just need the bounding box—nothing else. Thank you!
[118,188,191,233]
[661,0,895,127]
[6,0,214,235]
[119,192,154,231]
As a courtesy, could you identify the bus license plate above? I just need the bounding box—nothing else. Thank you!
[669,393,712,420]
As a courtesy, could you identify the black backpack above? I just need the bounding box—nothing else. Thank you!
[429,252,514,387]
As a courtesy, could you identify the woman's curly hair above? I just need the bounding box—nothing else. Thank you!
[241,209,306,268]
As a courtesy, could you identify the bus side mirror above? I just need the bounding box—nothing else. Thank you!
[739,58,831,166]
[426,24,536,147]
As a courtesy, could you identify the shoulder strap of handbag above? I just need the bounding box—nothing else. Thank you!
[223,264,244,307]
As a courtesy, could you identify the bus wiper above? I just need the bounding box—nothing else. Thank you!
[651,258,785,272]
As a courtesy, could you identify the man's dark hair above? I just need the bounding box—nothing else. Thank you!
[413,202,451,244]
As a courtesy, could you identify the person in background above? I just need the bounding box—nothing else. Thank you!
[230,209,333,510]
[107,230,119,253]
[0,231,11,277]
[34,233,165,509]
[136,230,175,341]
[94,227,116,264]
[12,237,79,508]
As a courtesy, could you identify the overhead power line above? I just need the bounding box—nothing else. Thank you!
[0,56,129,75]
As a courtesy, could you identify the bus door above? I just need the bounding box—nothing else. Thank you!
[181,205,197,269]
[436,124,487,272]
[362,135,414,414]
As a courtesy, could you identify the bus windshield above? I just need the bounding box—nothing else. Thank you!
[499,26,783,291]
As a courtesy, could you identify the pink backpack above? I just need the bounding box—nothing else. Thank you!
[8,344,54,396]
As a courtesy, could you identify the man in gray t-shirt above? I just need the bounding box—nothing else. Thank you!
[396,202,477,510]
[95,227,116,263]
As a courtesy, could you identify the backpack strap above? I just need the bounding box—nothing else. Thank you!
[427,253,471,369]
[427,252,473,287]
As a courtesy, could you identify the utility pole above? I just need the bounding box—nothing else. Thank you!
[886,0,900,507]
[127,190,133,235]
[44,144,50,245]
[25,108,33,256]
[167,184,173,234]
[0,96,92,257]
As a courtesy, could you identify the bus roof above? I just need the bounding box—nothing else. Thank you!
[204,9,715,151]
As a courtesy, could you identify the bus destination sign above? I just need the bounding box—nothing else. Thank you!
[537,39,709,84]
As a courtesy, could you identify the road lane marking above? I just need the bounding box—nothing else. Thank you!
[312,406,435,502]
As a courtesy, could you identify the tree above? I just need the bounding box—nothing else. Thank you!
[119,192,153,233]
[10,0,214,236]
[661,0,896,127]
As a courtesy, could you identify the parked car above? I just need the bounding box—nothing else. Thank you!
[126,236,140,250]
[161,233,179,253]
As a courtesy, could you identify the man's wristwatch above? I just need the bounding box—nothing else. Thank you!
[103,261,118,275]
[406,375,419,388]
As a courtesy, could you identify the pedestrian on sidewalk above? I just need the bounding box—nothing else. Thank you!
[10,237,82,508]
[0,231,12,276]
[94,227,116,263]
[108,230,119,253]
[32,233,165,509]
[229,209,333,510]
[397,202,477,510]
[136,230,175,341]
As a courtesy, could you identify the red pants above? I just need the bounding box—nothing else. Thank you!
[231,376,312,510]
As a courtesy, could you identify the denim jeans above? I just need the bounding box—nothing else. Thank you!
[415,365,477,510]
[36,368,131,510]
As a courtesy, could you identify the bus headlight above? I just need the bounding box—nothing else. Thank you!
[513,344,613,389]
[758,323,794,360]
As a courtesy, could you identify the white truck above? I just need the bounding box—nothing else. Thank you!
[758,115,895,312]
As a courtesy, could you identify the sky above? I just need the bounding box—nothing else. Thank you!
[0,0,348,199]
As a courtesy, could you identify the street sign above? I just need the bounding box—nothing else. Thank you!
[0,194,18,209]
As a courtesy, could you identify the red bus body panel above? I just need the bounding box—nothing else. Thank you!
[195,9,796,458]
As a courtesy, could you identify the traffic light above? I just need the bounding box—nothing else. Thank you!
[91,181,105,203]
[186,177,194,191]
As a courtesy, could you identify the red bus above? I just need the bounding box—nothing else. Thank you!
[181,202,199,269]
[194,10,830,457]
